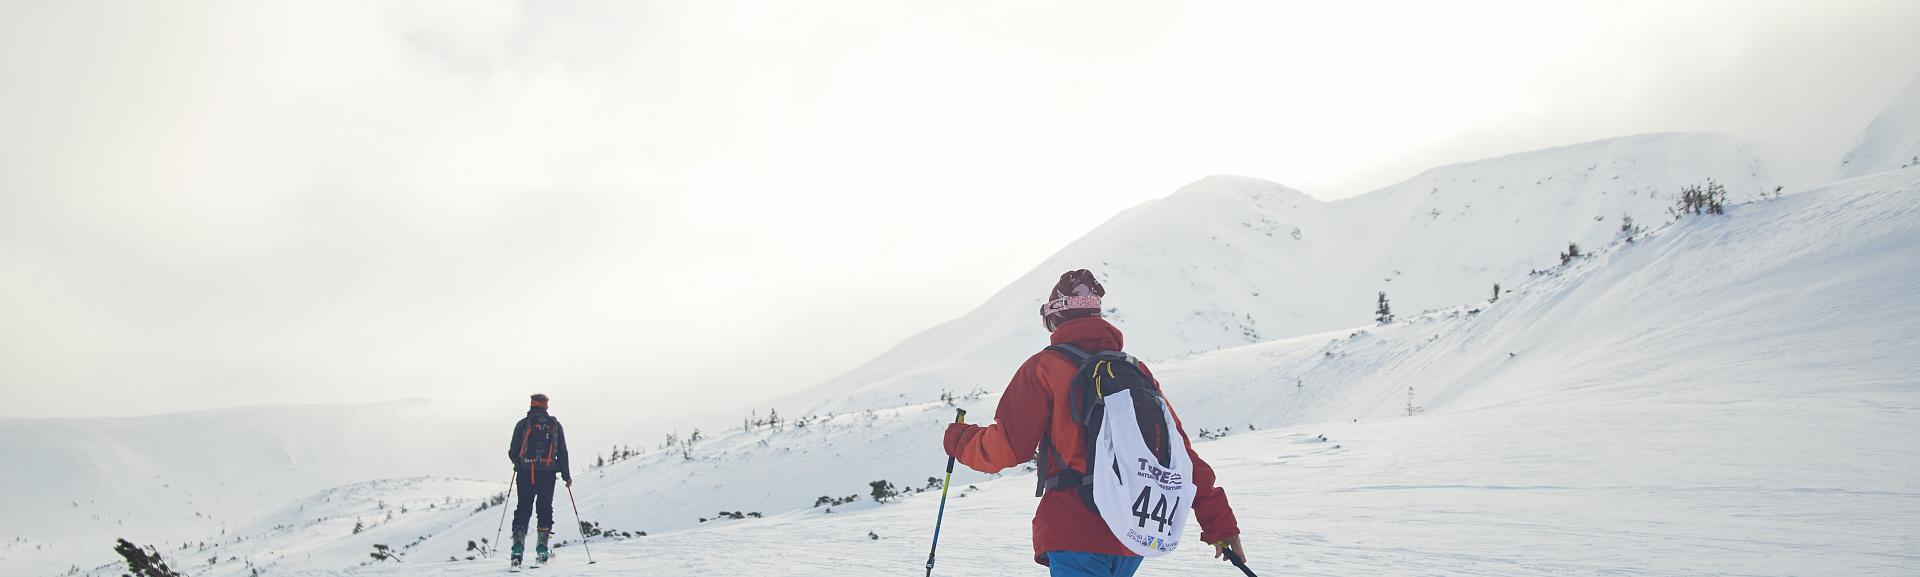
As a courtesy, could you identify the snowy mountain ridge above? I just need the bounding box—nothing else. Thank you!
[790,132,1772,413]
[50,163,1920,577]
[7,131,1780,576]
[21,104,1920,576]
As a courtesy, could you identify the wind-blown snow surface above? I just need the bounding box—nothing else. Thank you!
[792,133,1771,414]
[1839,75,1920,178]
[60,164,1919,577]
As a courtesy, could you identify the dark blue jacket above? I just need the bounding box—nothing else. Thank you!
[508,409,571,481]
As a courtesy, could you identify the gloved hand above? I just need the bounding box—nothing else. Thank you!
[942,422,974,458]
[1212,534,1246,562]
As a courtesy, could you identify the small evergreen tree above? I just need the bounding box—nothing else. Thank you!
[1374,292,1393,324]
[1560,242,1582,265]
[1673,179,1729,216]
[1705,180,1727,214]
[681,429,702,460]
[869,480,898,503]
[1619,214,1639,242]
[1676,183,1700,216]
[113,539,183,577]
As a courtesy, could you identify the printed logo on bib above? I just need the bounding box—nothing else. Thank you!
[1136,458,1184,490]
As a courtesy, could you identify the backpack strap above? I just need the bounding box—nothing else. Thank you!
[1045,344,1093,364]
[1036,345,1091,497]
[517,419,534,461]
[544,418,559,464]
[1043,467,1092,491]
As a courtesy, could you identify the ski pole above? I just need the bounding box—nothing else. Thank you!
[924,408,966,577]
[564,482,597,565]
[491,471,516,558]
[1222,548,1258,577]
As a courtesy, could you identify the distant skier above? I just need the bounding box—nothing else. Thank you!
[943,270,1244,576]
[508,393,572,567]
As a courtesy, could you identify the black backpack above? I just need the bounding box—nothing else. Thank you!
[1035,344,1175,513]
[519,415,560,467]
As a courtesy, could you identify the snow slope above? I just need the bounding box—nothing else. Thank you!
[18,131,1797,575]
[792,132,1772,413]
[0,400,515,576]
[82,159,1917,577]
[439,151,1920,576]
[1839,75,1920,178]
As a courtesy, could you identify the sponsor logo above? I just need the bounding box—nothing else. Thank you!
[1126,529,1179,553]
[1136,458,1185,491]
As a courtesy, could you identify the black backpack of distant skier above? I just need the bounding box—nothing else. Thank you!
[1034,343,1197,556]
[519,415,560,467]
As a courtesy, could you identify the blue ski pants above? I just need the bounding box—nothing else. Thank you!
[1046,551,1143,577]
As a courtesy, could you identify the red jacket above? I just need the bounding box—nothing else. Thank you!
[943,317,1240,565]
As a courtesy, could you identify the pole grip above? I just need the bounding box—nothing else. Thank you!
[1223,548,1257,577]
[954,408,967,424]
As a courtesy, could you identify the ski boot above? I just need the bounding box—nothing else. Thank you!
[509,531,526,568]
[535,528,553,564]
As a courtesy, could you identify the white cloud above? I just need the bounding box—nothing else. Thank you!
[2,0,1917,420]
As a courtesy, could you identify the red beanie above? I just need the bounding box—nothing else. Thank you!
[1040,269,1105,331]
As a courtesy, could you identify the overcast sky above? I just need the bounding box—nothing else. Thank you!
[3,0,1918,421]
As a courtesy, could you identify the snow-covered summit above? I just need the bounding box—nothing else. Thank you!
[790,132,1772,413]
[1165,174,1321,206]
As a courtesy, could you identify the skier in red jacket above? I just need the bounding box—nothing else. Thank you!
[944,269,1244,576]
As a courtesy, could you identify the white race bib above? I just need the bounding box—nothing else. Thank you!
[1089,390,1196,556]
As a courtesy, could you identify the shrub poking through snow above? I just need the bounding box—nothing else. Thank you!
[1673,179,1729,216]
[1560,242,1583,265]
[113,539,182,577]
[869,480,898,503]
[814,494,859,508]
